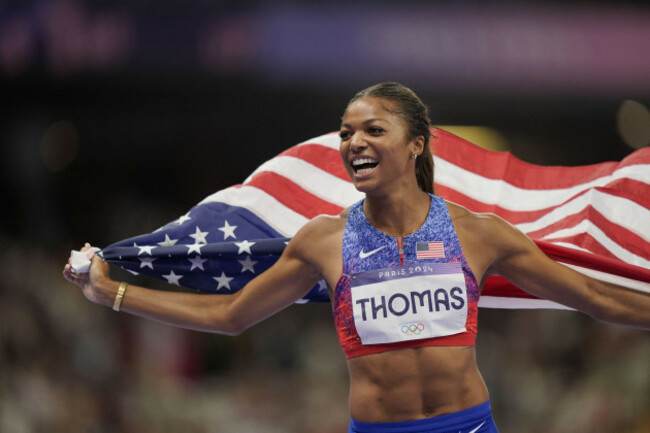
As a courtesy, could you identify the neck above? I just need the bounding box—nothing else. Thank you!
[363,187,432,237]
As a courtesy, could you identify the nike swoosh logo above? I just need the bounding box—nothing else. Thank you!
[359,246,386,259]
[465,421,486,433]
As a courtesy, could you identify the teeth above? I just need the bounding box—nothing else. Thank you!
[351,158,378,167]
[356,167,375,174]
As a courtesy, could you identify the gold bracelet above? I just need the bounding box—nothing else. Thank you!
[112,282,128,312]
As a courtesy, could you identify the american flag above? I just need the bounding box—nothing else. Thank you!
[99,128,650,308]
[416,242,445,259]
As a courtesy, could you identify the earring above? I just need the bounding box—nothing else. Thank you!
[411,153,418,160]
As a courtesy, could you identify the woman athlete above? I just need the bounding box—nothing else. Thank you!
[63,82,650,433]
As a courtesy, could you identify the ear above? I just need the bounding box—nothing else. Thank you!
[409,135,425,157]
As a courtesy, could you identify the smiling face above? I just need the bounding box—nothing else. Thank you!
[339,97,423,195]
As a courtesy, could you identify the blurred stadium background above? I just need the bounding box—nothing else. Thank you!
[1,0,649,431]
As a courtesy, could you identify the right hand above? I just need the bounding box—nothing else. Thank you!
[63,243,114,306]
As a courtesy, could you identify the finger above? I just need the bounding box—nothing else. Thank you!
[63,263,81,278]
[63,268,76,282]
[68,272,87,283]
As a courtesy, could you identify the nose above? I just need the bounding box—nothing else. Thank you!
[350,132,366,153]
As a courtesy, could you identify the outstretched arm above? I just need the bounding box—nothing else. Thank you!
[63,228,323,335]
[484,215,650,330]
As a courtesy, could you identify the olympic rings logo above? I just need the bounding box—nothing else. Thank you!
[401,323,425,336]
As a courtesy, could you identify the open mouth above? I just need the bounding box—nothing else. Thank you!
[351,157,379,175]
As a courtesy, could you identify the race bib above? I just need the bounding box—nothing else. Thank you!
[350,263,468,345]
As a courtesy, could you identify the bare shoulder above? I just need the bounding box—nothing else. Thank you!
[283,209,348,286]
[293,210,347,242]
[285,209,348,266]
[446,201,481,225]
[446,201,508,237]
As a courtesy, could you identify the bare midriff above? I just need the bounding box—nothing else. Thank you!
[347,345,489,422]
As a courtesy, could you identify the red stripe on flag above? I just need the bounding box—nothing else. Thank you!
[434,185,495,213]
[536,240,650,283]
[482,276,540,299]
[243,172,344,218]
[541,232,619,261]
[596,180,650,211]
[279,144,350,181]
[432,127,650,189]
[434,184,591,223]
[528,207,650,262]
[436,180,650,237]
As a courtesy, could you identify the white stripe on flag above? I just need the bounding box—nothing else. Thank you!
[543,221,650,268]
[243,155,362,207]
[593,191,650,242]
[549,242,593,254]
[478,296,573,310]
[200,186,308,237]
[434,156,650,212]
[516,188,650,240]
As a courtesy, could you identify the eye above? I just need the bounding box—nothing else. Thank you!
[368,126,384,135]
[339,130,352,140]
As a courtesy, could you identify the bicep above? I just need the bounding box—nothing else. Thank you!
[226,245,321,332]
[223,214,342,333]
[487,218,596,312]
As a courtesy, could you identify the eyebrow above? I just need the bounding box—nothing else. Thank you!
[340,118,386,128]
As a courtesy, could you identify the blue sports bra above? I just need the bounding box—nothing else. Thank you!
[333,195,480,359]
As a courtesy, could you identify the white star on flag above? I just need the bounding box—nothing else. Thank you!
[218,220,237,240]
[137,245,155,256]
[139,257,156,269]
[158,234,178,247]
[176,213,191,225]
[234,240,255,255]
[163,270,183,285]
[189,226,209,244]
[214,272,234,290]
[238,256,258,273]
[188,256,208,271]
[186,243,204,255]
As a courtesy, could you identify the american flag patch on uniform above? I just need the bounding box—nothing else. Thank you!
[416,241,445,259]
